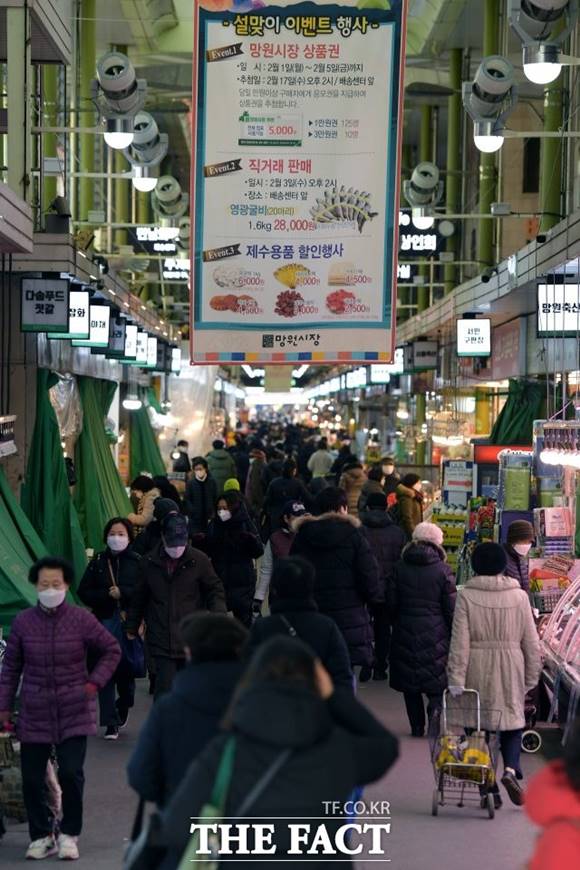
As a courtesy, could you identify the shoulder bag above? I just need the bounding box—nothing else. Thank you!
[102,559,146,679]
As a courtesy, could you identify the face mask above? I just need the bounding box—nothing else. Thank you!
[38,588,66,609]
[383,465,394,476]
[107,535,129,553]
[165,544,186,559]
[514,542,532,557]
[195,470,207,481]
[218,509,232,522]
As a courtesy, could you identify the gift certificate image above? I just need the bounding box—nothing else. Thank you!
[191,1,407,363]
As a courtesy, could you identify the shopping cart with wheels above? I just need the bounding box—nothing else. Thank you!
[430,689,501,819]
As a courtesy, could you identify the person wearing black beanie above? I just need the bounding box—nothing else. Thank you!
[503,520,535,593]
[447,542,541,809]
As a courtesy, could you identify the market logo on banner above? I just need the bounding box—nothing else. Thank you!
[189,0,408,364]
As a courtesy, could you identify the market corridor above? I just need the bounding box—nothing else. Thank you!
[0,682,544,869]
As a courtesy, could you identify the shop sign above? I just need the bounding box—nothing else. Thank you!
[537,282,580,337]
[404,340,438,372]
[171,346,182,373]
[47,289,90,340]
[398,211,441,258]
[21,278,69,333]
[136,331,148,364]
[370,365,391,384]
[147,336,158,368]
[442,459,474,507]
[71,304,110,348]
[129,226,180,254]
[163,257,190,281]
[346,367,368,389]
[124,324,138,359]
[190,0,408,364]
[107,317,127,357]
[491,319,524,381]
[456,319,491,357]
[0,415,17,459]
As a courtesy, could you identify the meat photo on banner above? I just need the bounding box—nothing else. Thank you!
[191,0,407,364]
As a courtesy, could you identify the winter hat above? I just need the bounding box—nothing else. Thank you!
[162,513,189,547]
[282,500,307,518]
[412,521,444,548]
[223,478,240,492]
[471,542,507,576]
[507,520,535,545]
[367,492,388,511]
[153,498,180,522]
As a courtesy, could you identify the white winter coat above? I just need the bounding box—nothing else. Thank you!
[446,575,541,731]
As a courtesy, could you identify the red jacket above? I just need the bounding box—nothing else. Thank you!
[526,761,580,869]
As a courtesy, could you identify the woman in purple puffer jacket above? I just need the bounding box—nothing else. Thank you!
[0,556,120,861]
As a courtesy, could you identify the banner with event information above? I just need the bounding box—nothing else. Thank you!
[190,0,408,365]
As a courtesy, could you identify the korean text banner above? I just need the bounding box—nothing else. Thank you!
[190,0,407,364]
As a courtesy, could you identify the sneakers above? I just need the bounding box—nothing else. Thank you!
[104,724,119,740]
[501,768,525,806]
[116,699,130,729]
[25,836,58,860]
[57,834,79,860]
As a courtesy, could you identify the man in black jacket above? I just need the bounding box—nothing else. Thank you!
[359,492,407,681]
[127,613,247,807]
[126,514,227,698]
[184,457,218,534]
[291,487,381,669]
[502,519,534,593]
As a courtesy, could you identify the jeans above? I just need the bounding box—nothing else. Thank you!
[98,667,135,727]
[21,737,87,841]
[152,656,185,700]
[403,692,442,734]
[500,729,523,773]
[369,603,391,671]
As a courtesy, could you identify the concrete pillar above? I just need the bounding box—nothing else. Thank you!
[6,8,32,200]
[477,0,499,268]
[42,65,58,215]
[417,106,432,313]
[78,0,96,221]
[444,49,462,295]
[114,149,129,249]
[415,391,427,466]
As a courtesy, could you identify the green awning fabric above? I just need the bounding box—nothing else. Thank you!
[129,405,166,480]
[74,377,132,551]
[0,468,45,634]
[146,386,165,415]
[490,380,545,446]
[21,370,87,587]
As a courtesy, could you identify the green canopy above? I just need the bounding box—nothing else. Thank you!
[490,380,545,446]
[0,469,45,634]
[129,404,166,480]
[21,370,87,587]
[146,386,165,416]
[74,377,132,551]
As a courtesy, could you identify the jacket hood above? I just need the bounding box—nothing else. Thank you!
[293,511,361,547]
[402,541,445,565]
[526,761,580,827]
[464,574,524,607]
[172,661,243,714]
[342,467,366,484]
[231,682,332,747]
[396,483,421,500]
[208,449,232,464]
[360,510,392,529]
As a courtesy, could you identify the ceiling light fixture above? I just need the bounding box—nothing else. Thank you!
[509,0,578,85]
[463,55,518,153]
[93,51,147,150]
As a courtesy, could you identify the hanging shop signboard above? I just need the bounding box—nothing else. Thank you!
[47,289,90,340]
[190,0,408,364]
[370,365,391,384]
[21,278,69,333]
[537,282,580,337]
[125,324,138,359]
[398,211,442,259]
[105,316,127,358]
[442,459,475,508]
[71,304,111,348]
[456,318,491,358]
[404,340,438,372]
[491,318,525,381]
[128,226,180,255]
[136,331,148,364]
[0,415,17,459]
[147,336,158,369]
[171,346,182,373]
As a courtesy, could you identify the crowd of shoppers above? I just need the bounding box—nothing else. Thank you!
[0,422,569,865]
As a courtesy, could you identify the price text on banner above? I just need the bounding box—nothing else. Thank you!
[190,0,408,364]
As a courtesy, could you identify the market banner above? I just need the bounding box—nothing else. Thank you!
[190,0,408,364]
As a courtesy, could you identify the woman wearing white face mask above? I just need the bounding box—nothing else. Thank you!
[78,518,141,740]
[0,557,120,860]
[503,520,534,593]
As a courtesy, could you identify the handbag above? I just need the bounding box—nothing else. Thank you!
[177,739,292,870]
[103,561,146,679]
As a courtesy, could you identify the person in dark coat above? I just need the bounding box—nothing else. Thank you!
[359,492,407,681]
[152,476,183,511]
[206,439,237,496]
[254,500,307,615]
[0,557,120,861]
[131,498,180,557]
[503,519,534,593]
[358,464,385,514]
[249,557,353,690]
[395,473,424,538]
[125,514,227,699]
[172,440,191,474]
[78,517,141,739]
[381,456,400,498]
[388,521,456,737]
[205,491,264,627]
[290,487,382,668]
[127,613,248,807]
[184,457,218,534]
[331,443,354,481]
[245,446,267,516]
[160,636,399,870]
[263,458,311,532]
[229,434,250,491]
